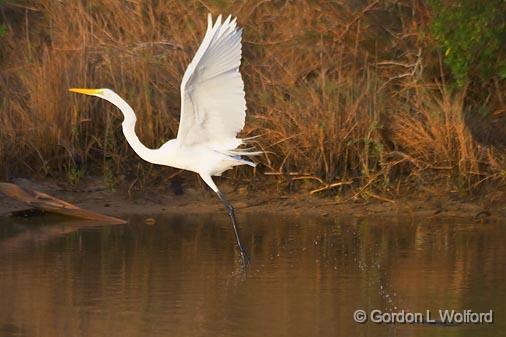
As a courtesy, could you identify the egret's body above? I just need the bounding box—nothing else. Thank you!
[69,14,258,263]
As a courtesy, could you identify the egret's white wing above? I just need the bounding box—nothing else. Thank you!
[177,14,246,151]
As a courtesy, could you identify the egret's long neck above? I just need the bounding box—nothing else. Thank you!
[106,93,158,163]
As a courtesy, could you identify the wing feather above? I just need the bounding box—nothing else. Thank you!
[177,14,246,151]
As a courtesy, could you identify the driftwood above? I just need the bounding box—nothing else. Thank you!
[0,182,126,224]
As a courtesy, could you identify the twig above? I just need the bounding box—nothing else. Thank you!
[334,0,380,41]
[310,181,353,195]
[264,172,313,176]
[364,191,395,203]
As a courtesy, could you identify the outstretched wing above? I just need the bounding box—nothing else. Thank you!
[177,14,246,151]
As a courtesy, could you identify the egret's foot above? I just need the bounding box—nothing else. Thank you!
[239,248,250,267]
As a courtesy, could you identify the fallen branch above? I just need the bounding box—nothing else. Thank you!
[310,181,353,195]
[0,182,126,224]
[364,191,395,203]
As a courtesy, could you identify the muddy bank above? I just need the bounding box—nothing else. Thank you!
[1,177,505,223]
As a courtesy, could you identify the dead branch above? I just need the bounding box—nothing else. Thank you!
[0,182,126,224]
[310,181,353,195]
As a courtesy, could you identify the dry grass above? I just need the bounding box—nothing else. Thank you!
[0,0,504,196]
[392,85,497,190]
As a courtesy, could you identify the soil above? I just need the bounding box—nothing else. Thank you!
[1,177,505,223]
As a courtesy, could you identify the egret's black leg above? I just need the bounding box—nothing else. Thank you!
[216,191,250,265]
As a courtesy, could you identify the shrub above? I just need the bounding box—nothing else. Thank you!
[429,0,506,86]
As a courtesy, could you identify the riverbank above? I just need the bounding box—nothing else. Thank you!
[1,177,505,223]
[1,1,505,202]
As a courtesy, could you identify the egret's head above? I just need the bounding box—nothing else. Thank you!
[69,88,107,98]
[69,88,122,107]
[69,88,130,117]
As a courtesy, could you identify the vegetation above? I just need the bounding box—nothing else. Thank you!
[0,1,6,37]
[0,1,504,198]
[429,0,506,86]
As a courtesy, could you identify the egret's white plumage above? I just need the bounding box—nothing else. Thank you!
[179,14,245,149]
[69,14,257,263]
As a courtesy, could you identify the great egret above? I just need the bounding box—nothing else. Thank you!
[69,14,259,264]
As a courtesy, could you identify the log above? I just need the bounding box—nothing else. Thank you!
[0,182,126,224]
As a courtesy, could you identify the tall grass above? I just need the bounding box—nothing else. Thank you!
[0,0,504,196]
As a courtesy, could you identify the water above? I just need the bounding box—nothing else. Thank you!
[0,213,505,337]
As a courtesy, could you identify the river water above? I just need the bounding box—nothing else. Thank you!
[0,213,505,337]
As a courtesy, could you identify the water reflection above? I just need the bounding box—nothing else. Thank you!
[0,214,504,337]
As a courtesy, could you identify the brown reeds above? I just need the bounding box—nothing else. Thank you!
[0,1,504,197]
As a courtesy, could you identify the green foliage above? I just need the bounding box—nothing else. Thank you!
[103,165,119,191]
[0,0,5,37]
[429,0,506,85]
[66,165,84,186]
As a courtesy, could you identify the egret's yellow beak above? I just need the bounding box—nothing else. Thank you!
[69,88,104,96]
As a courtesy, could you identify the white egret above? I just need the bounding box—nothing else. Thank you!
[69,14,259,264]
